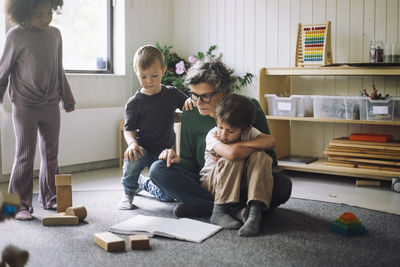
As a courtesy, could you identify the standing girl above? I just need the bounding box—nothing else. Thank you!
[0,0,75,220]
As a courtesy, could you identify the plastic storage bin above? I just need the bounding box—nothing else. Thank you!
[345,97,360,120]
[264,94,313,117]
[312,96,359,120]
[394,98,400,121]
[296,95,313,117]
[358,97,399,121]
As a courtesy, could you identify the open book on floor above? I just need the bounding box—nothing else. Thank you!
[109,214,222,243]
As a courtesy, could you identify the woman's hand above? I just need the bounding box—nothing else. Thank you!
[182,98,196,111]
[159,148,180,167]
[124,141,144,161]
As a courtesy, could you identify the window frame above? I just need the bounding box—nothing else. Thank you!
[64,0,114,74]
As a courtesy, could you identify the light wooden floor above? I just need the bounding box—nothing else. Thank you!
[1,167,399,215]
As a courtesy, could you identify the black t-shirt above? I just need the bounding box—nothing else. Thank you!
[124,85,187,154]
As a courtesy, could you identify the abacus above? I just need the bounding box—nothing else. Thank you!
[295,21,332,67]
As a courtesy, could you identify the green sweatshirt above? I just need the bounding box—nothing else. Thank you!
[179,96,277,173]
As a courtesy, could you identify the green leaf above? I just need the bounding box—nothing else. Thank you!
[197,52,205,59]
[155,43,253,94]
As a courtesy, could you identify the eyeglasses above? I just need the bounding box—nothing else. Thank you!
[189,91,218,104]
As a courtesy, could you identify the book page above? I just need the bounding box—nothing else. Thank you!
[109,215,171,234]
[159,218,223,243]
[109,215,222,243]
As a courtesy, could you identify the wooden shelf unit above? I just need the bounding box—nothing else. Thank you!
[266,115,400,125]
[258,66,400,180]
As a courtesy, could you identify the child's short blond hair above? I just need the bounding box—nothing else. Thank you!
[133,45,165,73]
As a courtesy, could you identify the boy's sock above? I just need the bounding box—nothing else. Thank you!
[210,204,242,229]
[117,194,135,210]
[238,201,264,237]
[241,206,250,223]
[229,206,249,224]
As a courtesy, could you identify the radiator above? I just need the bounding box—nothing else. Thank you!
[1,107,124,175]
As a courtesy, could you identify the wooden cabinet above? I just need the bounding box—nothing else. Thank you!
[258,66,400,181]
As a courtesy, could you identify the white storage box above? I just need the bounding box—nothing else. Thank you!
[264,94,313,117]
[312,95,359,120]
[358,97,399,121]
[265,94,297,116]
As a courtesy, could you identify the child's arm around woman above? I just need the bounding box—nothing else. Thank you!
[212,131,275,161]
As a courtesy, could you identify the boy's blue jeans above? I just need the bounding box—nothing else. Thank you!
[149,160,214,216]
[121,147,174,202]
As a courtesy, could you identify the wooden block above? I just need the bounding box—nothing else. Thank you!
[42,215,79,226]
[56,185,72,213]
[129,235,150,250]
[55,174,71,186]
[94,232,125,252]
[65,206,87,221]
[356,180,381,187]
[0,191,21,217]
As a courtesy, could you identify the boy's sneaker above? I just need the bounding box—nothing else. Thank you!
[118,194,134,210]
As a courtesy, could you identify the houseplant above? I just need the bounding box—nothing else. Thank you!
[156,43,253,95]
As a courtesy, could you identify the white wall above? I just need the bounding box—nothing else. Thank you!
[1,107,124,175]
[171,0,400,158]
[1,0,399,177]
[0,0,175,178]
[171,0,400,97]
[68,0,174,110]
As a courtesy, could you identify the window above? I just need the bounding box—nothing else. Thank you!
[51,0,113,73]
[0,1,5,52]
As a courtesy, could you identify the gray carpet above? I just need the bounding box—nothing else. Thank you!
[1,189,399,267]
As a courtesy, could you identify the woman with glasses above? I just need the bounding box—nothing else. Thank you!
[149,59,292,222]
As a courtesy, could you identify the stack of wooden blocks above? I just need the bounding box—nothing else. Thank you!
[324,137,400,172]
[42,174,88,226]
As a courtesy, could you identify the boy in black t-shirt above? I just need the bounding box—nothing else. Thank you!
[118,45,188,210]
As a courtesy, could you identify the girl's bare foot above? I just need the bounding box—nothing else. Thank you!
[15,210,32,221]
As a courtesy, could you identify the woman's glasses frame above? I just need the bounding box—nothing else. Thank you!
[189,91,218,104]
